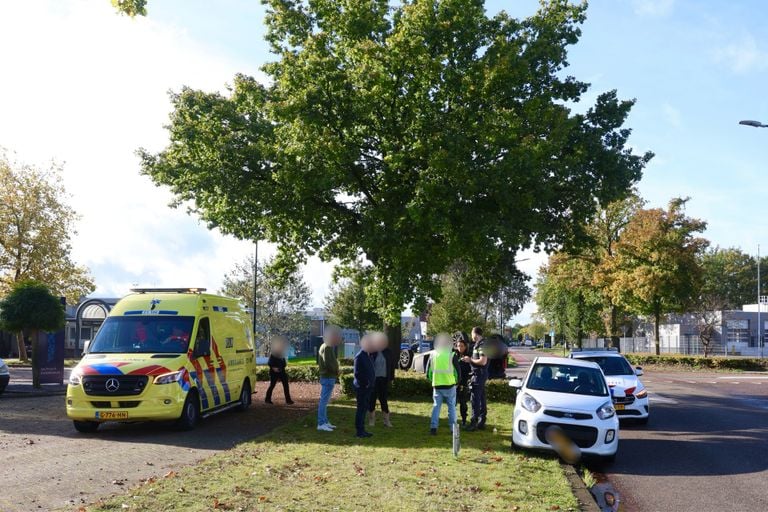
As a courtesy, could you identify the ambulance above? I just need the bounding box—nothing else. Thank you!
[66,288,257,433]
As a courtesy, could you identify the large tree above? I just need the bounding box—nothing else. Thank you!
[0,153,95,361]
[698,247,757,310]
[137,0,650,356]
[325,263,382,337]
[0,281,66,387]
[220,255,311,353]
[427,267,490,336]
[605,198,708,355]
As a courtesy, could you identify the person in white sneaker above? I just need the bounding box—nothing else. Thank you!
[317,325,343,431]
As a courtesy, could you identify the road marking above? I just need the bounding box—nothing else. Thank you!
[719,376,768,380]
[649,394,677,404]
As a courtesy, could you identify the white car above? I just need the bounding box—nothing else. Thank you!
[0,357,9,395]
[509,356,619,462]
[570,349,649,424]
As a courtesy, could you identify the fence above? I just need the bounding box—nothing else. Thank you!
[583,336,729,356]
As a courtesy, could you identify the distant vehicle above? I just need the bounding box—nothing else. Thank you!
[399,340,433,370]
[66,288,257,433]
[509,356,620,462]
[570,348,649,424]
[0,357,9,394]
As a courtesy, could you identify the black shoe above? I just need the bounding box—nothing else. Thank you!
[461,419,467,427]
[286,400,294,405]
[465,422,478,432]
[477,422,486,431]
[430,428,437,435]
[356,431,373,438]
[265,399,273,404]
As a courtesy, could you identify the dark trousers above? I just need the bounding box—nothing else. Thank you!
[470,372,488,425]
[368,377,390,413]
[266,370,292,402]
[355,387,373,434]
[457,384,470,422]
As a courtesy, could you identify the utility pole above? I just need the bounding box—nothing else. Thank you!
[252,240,259,352]
[759,244,763,359]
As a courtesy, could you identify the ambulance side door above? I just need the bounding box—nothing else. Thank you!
[190,317,221,411]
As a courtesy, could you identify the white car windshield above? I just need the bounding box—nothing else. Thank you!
[580,356,634,376]
[527,363,609,397]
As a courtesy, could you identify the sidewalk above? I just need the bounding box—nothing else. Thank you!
[2,367,67,397]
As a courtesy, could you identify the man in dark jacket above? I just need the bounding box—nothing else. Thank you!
[353,334,377,438]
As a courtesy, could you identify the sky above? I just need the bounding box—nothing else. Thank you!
[0,0,767,324]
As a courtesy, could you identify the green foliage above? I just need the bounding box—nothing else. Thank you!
[427,267,489,335]
[0,280,65,333]
[341,370,515,402]
[0,152,95,304]
[111,0,147,17]
[605,198,708,354]
[220,254,311,353]
[325,262,382,335]
[140,0,649,325]
[255,364,353,383]
[699,247,757,309]
[624,353,768,371]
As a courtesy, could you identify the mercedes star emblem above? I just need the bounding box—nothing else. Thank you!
[105,378,120,393]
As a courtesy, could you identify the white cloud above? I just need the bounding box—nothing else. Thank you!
[0,1,333,305]
[631,0,675,17]
[661,103,682,128]
[715,33,768,73]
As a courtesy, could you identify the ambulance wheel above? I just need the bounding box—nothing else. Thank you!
[236,380,252,412]
[73,420,100,433]
[177,391,200,430]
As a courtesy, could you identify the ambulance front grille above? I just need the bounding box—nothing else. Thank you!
[82,375,148,396]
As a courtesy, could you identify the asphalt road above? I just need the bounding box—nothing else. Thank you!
[508,348,768,512]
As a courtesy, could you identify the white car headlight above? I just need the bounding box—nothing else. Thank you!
[597,401,616,420]
[68,369,83,386]
[635,388,648,399]
[0,361,9,375]
[520,393,542,413]
[154,369,186,385]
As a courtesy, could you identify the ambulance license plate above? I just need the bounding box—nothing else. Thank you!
[96,411,128,420]
[614,404,625,411]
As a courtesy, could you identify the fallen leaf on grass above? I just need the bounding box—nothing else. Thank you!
[494,482,502,487]
[353,463,366,476]
[258,496,269,503]
[549,506,560,511]
[491,456,503,462]
[163,471,177,479]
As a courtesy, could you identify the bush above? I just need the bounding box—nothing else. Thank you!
[256,365,353,382]
[340,370,516,403]
[624,353,768,371]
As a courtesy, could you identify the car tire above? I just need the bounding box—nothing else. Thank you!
[73,420,99,433]
[236,380,252,412]
[601,452,617,464]
[399,350,413,370]
[176,390,200,430]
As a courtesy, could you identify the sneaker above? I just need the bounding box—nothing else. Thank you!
[430,428,437,435]
[317,424,333,432]
[355,431,373,438]
[325,423,337,429]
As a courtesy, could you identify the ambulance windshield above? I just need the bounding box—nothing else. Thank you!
[88,316,195,354]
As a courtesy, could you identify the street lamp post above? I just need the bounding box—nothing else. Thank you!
[739,120,767,357]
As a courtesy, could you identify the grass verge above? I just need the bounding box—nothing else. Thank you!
[4,358,80,368]
[287,356,318,366]
[86,399,578,512]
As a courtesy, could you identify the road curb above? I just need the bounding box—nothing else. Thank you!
[2,386,67,398]
[561,463,601,512]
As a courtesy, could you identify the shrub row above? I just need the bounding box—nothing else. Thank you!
[624,353,768,371]
[255,365,353,382]
[340,370,516,403]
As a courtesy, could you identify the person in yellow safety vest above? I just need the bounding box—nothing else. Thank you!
[426,333,462,435]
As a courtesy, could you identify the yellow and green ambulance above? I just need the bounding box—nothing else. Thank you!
[66,288,256,433]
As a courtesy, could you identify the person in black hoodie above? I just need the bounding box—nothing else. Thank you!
[353,334,376,438]
[367,332,395,428]
[453,332,472,426]
[265,336,293,405]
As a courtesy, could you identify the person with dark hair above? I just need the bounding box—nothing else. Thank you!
[353,334,377,438]
[463,326,488,431]
[265,336,294,405]
[368,332,394,428]
[453,333,472,426]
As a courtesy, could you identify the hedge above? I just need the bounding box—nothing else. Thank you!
[340,370,516,403]
[255,365,353,382]
[624,353,768,371]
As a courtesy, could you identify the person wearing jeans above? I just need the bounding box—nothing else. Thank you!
[426,333,461,435]
[317,326,342,432]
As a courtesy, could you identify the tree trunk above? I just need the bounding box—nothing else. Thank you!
[16,330,28,363]
[654,308,661,356]
[31,330,41,388]
[609,305,620,350]
[384,320,402,378]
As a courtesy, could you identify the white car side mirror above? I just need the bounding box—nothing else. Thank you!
[635,367,644,376]
[508,378,523,388]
